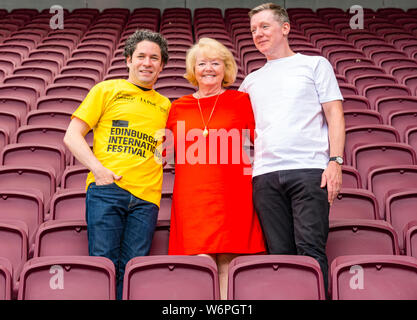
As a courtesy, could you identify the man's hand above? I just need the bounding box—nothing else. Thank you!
[92,165,122,186]
[320,161,342,205]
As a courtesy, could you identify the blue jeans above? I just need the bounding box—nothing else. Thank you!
[86,182,159,300]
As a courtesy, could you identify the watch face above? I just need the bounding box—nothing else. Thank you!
[336,156,344,165]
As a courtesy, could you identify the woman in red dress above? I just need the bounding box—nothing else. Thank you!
[166,38,265,300]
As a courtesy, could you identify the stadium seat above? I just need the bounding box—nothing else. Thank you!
[18,256,116,300]
[375,96,417,123]
[343,109,383,128]
[341,165,362,189]
[327,219,400,269]
[3,74,48,96]
[367,165,417,220]
[344,124,400,165]
[24,109,72,129]
[385,189,417,253]
[388,109,417,141]
[59,66,101,83]
[123,255,219,300]
[364,84,411,109]
[0,84,38,111]
[53,74,97,90]
[149,222,169,255]
[0,166,55,219]
[331,255,417,300]
[403,75,417,96]
[0,220,28,295]
[405,127,417,153]
[342,95,370,110]
[13,66,54,83]
[405,221,417,258]
[0,257,12,300]
[60,165,89,189]
[36,96,83,113]
[158,194,172,224]
[352,142,417,189]
[391,66,417,83]
[353,74,398,96]
[379,57,417,74]
[45,84,90,101]
[343,66,385,83]
[33,220,88,257]
[20,58,60,77]
[0,128,8,152]
[162,170,175,195]
[1,142,66,182]
[330,188,378,220]
[228,255,326,300]
[49,189,86,221]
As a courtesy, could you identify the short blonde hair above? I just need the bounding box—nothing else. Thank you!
[249,3,290,25]
[184,38,237,87]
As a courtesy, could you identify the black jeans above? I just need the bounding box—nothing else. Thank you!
[253,169,330,295]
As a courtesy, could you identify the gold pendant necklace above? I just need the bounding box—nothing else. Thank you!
[196,92,221,137]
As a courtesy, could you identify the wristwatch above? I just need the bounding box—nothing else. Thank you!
[329,156,344,165]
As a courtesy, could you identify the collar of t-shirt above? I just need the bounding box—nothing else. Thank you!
[133,84,152,92]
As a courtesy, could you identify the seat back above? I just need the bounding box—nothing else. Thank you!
[1,143,66,182]
[331,255,417,300]
[33,220,88,257]
[327,220,400,269]
[0,220,28,285]
[386,189,417,253]
[0,257,12,300]
[405,221,417,259]
[228,255,326,300]
[0,188,43,246]
[123,255,219,300]
[0,166,55,218]
[352,142,416,189]
[345,125,400,165]
[368,165,417,220]
[330,188,378,220]
[49,189,86,221]
[18,256,116,300]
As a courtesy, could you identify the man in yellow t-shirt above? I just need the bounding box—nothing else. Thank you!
[64,30,171,300]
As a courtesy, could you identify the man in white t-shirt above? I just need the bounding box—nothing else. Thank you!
[239,3,345,296]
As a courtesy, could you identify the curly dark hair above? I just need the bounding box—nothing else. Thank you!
[123,29,169,65]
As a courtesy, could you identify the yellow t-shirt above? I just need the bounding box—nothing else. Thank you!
[72,79,171,207]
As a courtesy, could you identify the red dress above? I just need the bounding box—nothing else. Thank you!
[166,90,266,255]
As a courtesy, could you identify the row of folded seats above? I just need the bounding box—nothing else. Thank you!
[1,6,417,300]
[1,254,417,300]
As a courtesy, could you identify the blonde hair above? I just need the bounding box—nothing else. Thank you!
[184,37,237,87]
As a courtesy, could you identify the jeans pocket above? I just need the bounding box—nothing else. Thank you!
[90,182,116,188]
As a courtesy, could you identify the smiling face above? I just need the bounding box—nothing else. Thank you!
[126,40,163,88]
[194,51,225,90]
[250,9,291,60]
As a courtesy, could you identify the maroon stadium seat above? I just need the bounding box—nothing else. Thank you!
[123,255,219,300]
[228,255,326,300]
[331,255,417,300]
[18,256,116,300]
[330,188,379,220]
[33,220,88,257]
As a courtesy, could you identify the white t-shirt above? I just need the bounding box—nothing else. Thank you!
[239,53,343,177]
